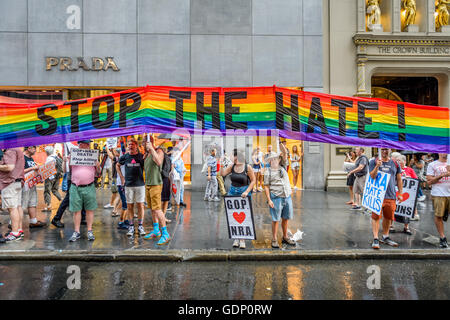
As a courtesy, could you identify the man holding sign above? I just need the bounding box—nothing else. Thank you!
[368,148,403,249]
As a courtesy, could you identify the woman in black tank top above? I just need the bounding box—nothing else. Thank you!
[220,149,256,250]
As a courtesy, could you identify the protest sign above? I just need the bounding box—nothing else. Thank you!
[224,196,256,240]
[106,137,117,149]
[70,148,99,166]
[395,177,419,220]
[362,171,391,215]
[38,161,57,180]
[23,161,57,190]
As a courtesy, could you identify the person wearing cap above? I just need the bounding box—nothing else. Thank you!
[22,146,46,228]
[263,150,296,249]
[67,140,101,242]
[204,148,220,202]
[42,146,62,211]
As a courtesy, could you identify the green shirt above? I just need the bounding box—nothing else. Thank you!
[144,153,162,186]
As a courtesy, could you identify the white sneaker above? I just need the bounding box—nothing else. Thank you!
[126,225,135,237]
[211,197,220,202]
[232,239,239,248]
[239,240,246,249]
[104,204,113,209]
[418,195,426,202]
[137,225,146,236]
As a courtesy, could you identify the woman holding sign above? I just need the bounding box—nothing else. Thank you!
[220,149,256,249]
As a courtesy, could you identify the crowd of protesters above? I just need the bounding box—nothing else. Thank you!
[0,138,448,249]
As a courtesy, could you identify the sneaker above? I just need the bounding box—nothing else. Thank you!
[403,227,412,235]
[29,221,47,228]
[204,197,209,201]
[380,236,398,247]
[180,202,187,207]
[439,237,448,248]
[239,240,246,249]
[144,228,161,239]
[210,197,220,202]
[104,204,114,209]
[271,240,280,249]
[5,232,21,242]
[137,225,146,236]
[117,221,129,230]
[351,206,362,210]
[372,238,380,249]
[418,195,426,202]
[411,214,420,221]
[69,232,81,242]
[157,232,170,245]
[87,230,95,241]
[51,219,64,228]
[282,237,296,246]
[232,239,239,248]
[126,225,135,237]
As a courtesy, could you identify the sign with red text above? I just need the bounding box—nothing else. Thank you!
[23,161,56,190]
[395,177,419,220]
[224,196,256,240]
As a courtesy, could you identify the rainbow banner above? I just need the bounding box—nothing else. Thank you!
[0,86,448,152]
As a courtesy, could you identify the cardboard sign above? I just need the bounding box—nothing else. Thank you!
[23,161,57,190]
[70,148,99,166]
[224,196,256,240]
[395,177,419,219]
[106,137,117,149]
[362,171,391,215]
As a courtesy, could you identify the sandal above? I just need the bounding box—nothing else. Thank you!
[111,212,119,217]
[271,240,279,248]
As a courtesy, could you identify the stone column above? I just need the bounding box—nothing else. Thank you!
[356,56,369,95]
[392,0,401,32]
[357,0,367,32]
[427,0,437,33]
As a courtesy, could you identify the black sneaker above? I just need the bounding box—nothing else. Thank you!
[51,219,64,228]
[372,238,380,250]
[380,236,399,247]
[439,237,448,249]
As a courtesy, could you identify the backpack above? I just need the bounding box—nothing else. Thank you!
[160,149,172,179]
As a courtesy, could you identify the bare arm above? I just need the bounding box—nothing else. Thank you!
[0,164,15,172]
[244,165,256,196]
[220,165,232,177]
[370,160,381,180]
[427,173,447,186]
[116,162,125,185]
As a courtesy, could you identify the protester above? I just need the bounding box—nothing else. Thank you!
[251,147,263,192]
[104,147,120,216]
[42,146,62,212]
[369,148,403,249]
[220,148,256,249]
[0,148,25,242]
[117,138,146,237]
[204,148,220,202]
[290,145,302,191]
[396,155,419,234]
[216,156,227,197]
[264,145,273,169]
[264,151,295,249]
[344,149,357,205]
[68,140,101,242]
[115,140,129,229]
[22,146,46,228]
[160,145,172,222]
[347,147,368,210]
[171,148,187,207]
[101,146,112,189]
[410,154,427,201]
[143,135,171,245]
[426,153,449,248]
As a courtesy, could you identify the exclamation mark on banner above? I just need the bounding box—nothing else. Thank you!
[397,104,406,141]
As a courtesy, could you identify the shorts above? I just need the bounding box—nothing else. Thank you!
[1,181,22,210]
[161,177,171,202]
[69,184,98,212]
[291,163,300,170]
[346,173,355,187]
[125,186,145,204]
[353,175,366,195]
[252,164,261,173]
[371,199,396,221]
[111,184,118,193]
[146,185,162,210]
[432,196,450,218]
[269,193,293,221]
[22,186,38,208]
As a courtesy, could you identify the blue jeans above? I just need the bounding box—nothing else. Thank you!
[228,185,252,198]
[269,193,293,221]
[118,185,127,210]
[418,185,423,198]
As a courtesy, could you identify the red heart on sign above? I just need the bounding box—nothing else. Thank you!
[396,192,409,202]
[233,212,246,224]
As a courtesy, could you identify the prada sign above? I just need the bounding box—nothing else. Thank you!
[45,57,120,71]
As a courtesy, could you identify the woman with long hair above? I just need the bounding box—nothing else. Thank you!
[290,145,303,191]
[252,147,263,192]
[344,150,357,205]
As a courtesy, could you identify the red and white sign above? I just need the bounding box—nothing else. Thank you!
[24,161,57,190]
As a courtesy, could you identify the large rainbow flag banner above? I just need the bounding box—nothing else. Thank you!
[0,86,448,152]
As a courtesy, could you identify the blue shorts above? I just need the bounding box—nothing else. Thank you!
[228,185,252,198]
[269,194,293,221]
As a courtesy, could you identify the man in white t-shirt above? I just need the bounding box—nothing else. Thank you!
[426,153,450,248]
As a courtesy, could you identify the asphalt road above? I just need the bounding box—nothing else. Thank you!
[0,260,448,300]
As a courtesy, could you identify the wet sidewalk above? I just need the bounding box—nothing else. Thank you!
[0,187,448,260]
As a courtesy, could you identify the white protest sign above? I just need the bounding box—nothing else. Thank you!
[70,148,99,166]
[224,196,256,240]
[106,137,117,149]
[395,177,419,219]
[362,171,391,215]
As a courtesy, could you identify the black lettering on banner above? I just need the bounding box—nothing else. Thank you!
[35,104,58,136]
[196,92,220,129]
[169,91,191,128]
[64,99,87,133]
[92,95,115,129]
[275,91,300,132]
[397,103,406,141]
[307,97,328,134]
[357,101,380,139]
[119,92,141,128]
[225,91,247,130]
[331,99,353,136]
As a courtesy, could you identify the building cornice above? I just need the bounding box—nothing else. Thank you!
[353,33,450,46]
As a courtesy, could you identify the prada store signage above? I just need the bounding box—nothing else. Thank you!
[45,57,120,71]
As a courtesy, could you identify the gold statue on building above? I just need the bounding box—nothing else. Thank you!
[366,0,382,31]
[436,0,450,30]
[402,0,416,29]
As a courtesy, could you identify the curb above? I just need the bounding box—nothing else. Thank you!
[0,249,449,262]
